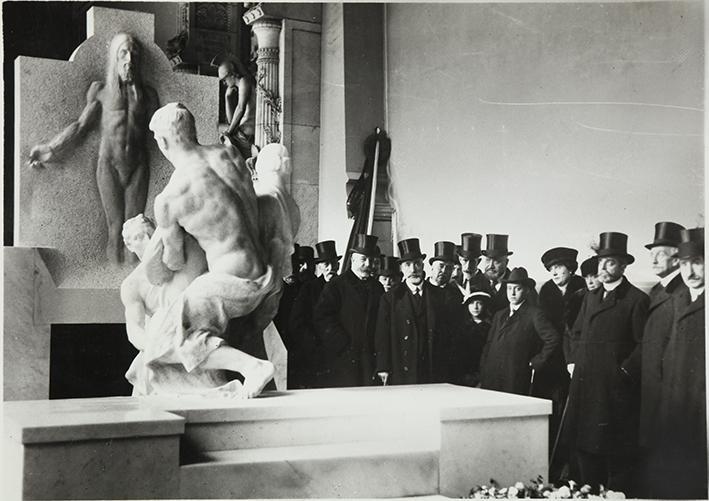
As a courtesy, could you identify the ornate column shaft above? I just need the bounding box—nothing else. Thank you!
[251,19,282,147]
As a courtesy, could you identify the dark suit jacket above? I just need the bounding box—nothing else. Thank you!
[480,301,560,396]
[565,277,649,455]
[626,273,686,447]
[488,268,512,314]
[374,281,453,385]
[652,289,706,497]
[288,276,327,388]
[313,270,383,387]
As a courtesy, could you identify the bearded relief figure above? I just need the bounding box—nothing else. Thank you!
[28,33,158,263]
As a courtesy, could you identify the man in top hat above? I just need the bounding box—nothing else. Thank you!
[646,227,705,499]
[565,232,649,495]
[457,233,490,296]
[481,234,515,313]
[288,240,342,388]
[375,238,454,385]
[580,256,602,293]
[314,234,383,387]
[624,222,686,468]
[378,255,402,293]
[479,267,560,396]
[274,245,315,345]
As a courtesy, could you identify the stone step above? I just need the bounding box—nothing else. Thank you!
[179,439,440,499]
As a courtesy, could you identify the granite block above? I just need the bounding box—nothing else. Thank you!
[291,183,318,245]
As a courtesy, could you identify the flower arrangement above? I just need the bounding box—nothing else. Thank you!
[467,477,626,499]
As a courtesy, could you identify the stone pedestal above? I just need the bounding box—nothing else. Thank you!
[251,19,282,147]
[3,384,551,499]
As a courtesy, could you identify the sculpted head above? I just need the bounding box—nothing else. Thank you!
[255,143,292,181]
[149,103,198,155]
[122,214,155,260]
[108,33,141,84]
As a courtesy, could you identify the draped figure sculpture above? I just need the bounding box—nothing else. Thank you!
[121,102,299,398]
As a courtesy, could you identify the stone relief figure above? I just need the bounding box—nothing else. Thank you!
[28,33,159,264]
[120,102,298,398]
[215,56,257,161]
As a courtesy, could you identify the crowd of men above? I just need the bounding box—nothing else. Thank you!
[273,224,705,499]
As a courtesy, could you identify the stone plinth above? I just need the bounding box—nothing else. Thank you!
[15,7,219,289]
[3,384,551,499]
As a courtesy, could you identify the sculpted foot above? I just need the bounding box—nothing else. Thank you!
[242,360,275,398]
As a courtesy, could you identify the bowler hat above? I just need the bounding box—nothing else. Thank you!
[501,267,536,289]
[482,234,513,258]
[379,255,401,277]
[645,221,685,249]
[459,233,483,259]
[429,241,457,265]
[596,232,635,264]
[541,247,578,270]
[674,227,704,259]
[314,240,341,263]
[580,256,599,277]
[462,288,492,305]
[397,238,426,262]
[351,234,379,257]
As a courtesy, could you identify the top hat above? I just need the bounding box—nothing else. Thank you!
[482,234,513,258]
[459,233,483,259]
[429,241,457,264]
[541,247,578,270]
[645,221,685,249]
[314,240,342,263]
[501,267,536,289]
[462,288,492,305]
[580,256,599,277]
[397,238,427,262]
[379,255,401,277]
[596,232,635,264]
[674,227,704,259]
[351,234,380,257]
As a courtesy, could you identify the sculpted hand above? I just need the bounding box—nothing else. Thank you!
[28,144,53,168]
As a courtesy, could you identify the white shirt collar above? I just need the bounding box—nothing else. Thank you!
[510,301,525,314]
[659,268,681,288]
[603,276,624,292]
[407,281,423,295]
[690,287,704,302]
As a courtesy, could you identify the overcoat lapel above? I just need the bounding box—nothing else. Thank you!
[677,291,705,322]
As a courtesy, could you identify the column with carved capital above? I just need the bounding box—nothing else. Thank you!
[251,19,282,147]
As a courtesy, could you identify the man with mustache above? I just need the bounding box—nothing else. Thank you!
[314,234,383,387]
[289,240,342,388]
[456,233,490,297]
[564,232,649,495]
[646,227,705,499]
[481,234,515,313]
[28,33,158,263]
[375,238,453,385]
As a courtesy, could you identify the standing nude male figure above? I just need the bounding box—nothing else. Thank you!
[28,33,158,263]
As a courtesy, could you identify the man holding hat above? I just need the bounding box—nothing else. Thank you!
[288,240,342,388]
[375,238,453,385]
[274,244,315,353]
[479,267,559,396]
[314,234,383,387]
[457,233,489,296]
[565,232,649,495]
[645,227,705,499]
[626,222,686,461]
[378,255,402,293]
[481,234,515,313]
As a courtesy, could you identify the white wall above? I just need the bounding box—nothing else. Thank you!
[385,1,704,284]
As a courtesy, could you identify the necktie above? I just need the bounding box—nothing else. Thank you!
[413,288,423,310]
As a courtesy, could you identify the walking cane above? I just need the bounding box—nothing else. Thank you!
[550,394,570,470]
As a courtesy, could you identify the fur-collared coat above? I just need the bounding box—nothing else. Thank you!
[565,277,649,455]
[313,270,383,387]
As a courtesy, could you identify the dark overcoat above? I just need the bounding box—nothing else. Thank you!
[649,289,706,498]
[630,273,685,447]
[449,318,490,387]
[288,276,326,388]
[479,302,560,396]
[374,281,453,385]
[313,270,383,387]
[565,277,649,455]
[488,268,511,314]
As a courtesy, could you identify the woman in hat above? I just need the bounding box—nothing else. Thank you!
[450,289,492,387]
[479,267,560,396]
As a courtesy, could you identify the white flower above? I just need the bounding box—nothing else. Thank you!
[507,486,519,498]
[605,490,626,499]
[558,486,572,498]
[515,482,525,491]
